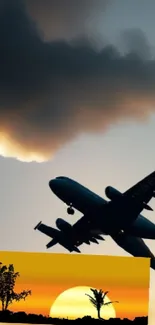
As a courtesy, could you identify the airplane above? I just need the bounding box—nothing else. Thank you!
[34,171,155,269]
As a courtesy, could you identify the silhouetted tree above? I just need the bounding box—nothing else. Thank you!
[0,262,31,311]
[85,288,118,319]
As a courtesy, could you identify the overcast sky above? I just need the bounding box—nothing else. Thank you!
[0,1,155,324]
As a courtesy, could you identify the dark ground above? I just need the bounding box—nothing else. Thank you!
[0,311,148,325]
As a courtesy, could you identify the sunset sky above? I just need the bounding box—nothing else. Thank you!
[0,251,150,320]
[0,0,155,324]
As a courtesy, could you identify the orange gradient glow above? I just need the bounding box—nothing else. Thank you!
[0,251,150,320]
[0,132,47,162]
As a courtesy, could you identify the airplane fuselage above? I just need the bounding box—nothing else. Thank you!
[50,176,105,213]
[50,177,129,233]
[49,176,155,239]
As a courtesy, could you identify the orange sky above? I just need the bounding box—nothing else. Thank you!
[0,251,150,320]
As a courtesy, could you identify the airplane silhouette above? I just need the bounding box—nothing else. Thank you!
[34,171,155,269]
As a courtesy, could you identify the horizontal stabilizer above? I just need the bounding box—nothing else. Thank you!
[34,222,58,238]
[46,238,57,249]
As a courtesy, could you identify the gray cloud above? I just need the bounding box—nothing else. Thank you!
[0,0,154,162]
[25,0,110,41]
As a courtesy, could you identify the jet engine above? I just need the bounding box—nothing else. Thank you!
[56,218,72,232]
[105,186,122,200]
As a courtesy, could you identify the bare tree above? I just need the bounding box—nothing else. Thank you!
[85,288,118,319]
[0,262,31,311]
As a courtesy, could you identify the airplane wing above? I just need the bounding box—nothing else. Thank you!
[71,216,105,247]
[123,171,155,211]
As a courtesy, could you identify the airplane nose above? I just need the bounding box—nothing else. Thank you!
[49,179,58,192]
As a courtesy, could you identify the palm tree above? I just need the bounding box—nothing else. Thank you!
[85,288,118,320]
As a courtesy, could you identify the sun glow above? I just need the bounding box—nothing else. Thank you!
[0,132,46,162]
[50,286,116,320]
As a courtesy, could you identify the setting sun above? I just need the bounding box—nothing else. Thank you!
[50,286,116,320]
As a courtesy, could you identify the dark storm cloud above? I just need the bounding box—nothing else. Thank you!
[0,0,154,161]
[25,0,110,41]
